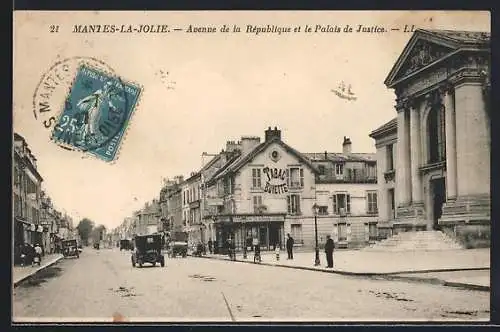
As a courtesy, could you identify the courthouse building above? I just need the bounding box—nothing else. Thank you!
[370,29,490,241]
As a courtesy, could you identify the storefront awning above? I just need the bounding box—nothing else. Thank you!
[15,217,31,226]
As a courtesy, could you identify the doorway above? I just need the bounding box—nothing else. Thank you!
[430,177,446,230]
[269,223,282,249]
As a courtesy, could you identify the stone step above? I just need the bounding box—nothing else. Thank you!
[365,230,463,252]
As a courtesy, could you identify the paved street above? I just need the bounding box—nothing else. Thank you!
[13,248,490,322]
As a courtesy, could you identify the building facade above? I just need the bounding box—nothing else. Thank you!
[13,133,44,249]
[135,200,161,235]
[371,29,490,244]
[203,127,379,251]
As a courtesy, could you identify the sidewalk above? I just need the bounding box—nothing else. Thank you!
[196,249,490,291]
[13,253,64,287]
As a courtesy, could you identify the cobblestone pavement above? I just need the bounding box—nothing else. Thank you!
[12,249,490,322]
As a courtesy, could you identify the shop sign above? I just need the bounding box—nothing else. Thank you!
[233,215,285,223]
[263,167,288,194]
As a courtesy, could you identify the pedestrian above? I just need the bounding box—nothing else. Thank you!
[324,235,335,268]
[208,238,213,254]
[274,243,280,261]
[286,233,294,260]
[33,243,43,266]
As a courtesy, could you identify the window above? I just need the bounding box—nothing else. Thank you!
[318,165,325,175]
[14,194,21,217]
[288,167,304,188]
[386,144,394,170]
[318,206,328,215]
[253,196,263,213]
[428,104,446,163]
[252,168,262,188]
[291,224,303,244]
[369,223,378,241]
[388,188,395,219]
[333,193,350,215]
[183,191,186,205]
[335,164,344,176]
[287,194,301,214]
[367,191,378,214]
[338,223,347,241]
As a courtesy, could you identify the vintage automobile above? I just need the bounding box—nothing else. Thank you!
[120,239,134,251]
[131,234,165,268]
[62,239,80,258]
[168,241,188,258]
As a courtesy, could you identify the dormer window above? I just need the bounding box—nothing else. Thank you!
[335,164,344,177]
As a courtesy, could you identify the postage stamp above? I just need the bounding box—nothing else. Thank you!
[50,64,142,162]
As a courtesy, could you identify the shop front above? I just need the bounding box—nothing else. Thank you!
[214,214,286,252]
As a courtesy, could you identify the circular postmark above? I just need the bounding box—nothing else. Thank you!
[33,56,131,154]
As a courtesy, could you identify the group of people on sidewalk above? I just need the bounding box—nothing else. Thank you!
[14,243,43,267]
[204,233,336,268]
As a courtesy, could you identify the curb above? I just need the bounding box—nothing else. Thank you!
[13,255,64,288]
[191,254,490,292]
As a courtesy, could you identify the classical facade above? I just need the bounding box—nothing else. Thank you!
[159,176,184,235]
[203,127,379,251]
[370,29,490,240]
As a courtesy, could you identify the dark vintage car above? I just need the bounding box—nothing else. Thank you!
[120,239,134,251]
[168,241,188,258]
[62,239,80,258]
[131,234,165,268]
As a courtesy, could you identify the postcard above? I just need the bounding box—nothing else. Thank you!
[12,10,491,323]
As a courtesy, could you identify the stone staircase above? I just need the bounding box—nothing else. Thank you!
[364,230,464,252]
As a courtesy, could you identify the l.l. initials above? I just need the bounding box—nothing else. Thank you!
[404,25,416,33]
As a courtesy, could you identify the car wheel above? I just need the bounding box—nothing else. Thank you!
[138,260,143,268]
[152,261,156,267]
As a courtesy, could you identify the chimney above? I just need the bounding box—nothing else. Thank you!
[226,140,242,153]
[240,136,261,154]
[342,136,352,154]
[324,151,328,160]
[174,175,184,184]
[265,126,282,142]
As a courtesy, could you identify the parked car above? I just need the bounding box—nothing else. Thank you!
[62,239,80,258]
[168,241,188,258]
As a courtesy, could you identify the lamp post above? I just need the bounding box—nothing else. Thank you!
[312,203,320,266]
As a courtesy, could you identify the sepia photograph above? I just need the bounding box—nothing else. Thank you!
[12,10,491,323]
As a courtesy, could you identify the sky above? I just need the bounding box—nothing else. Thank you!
[13,11,490,230]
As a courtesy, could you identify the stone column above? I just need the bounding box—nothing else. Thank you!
[454,82,490,197]
[395,107,411,207]
[442,84,458,200]
[410,100,423,204]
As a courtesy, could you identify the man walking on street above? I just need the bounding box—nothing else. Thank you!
[324,235,335,268]
[286,233,294,260]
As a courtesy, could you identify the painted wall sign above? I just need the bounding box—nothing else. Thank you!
[263,167,289,194]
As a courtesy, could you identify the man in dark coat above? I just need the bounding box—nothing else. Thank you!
[286,233,294,260]
[207,238,213,254]
[324,235,335,268]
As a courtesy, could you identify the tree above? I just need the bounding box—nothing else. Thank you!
[77,218,94,246]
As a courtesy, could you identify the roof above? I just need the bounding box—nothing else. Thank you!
[385,29,490,88]
[423,29,490,44]
[303,152,376,163]
[207,138,319,184]
[369,117,397,139]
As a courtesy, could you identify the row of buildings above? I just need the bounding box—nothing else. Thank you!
[13,133,77,259]
[112,29,490,251]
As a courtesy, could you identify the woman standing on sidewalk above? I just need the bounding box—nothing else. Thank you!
[324,235,335,268]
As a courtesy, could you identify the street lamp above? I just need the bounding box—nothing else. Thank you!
[312,203,321,266]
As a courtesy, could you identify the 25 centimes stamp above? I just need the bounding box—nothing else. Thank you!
[32,56,142,162]
[51,64,141,162]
